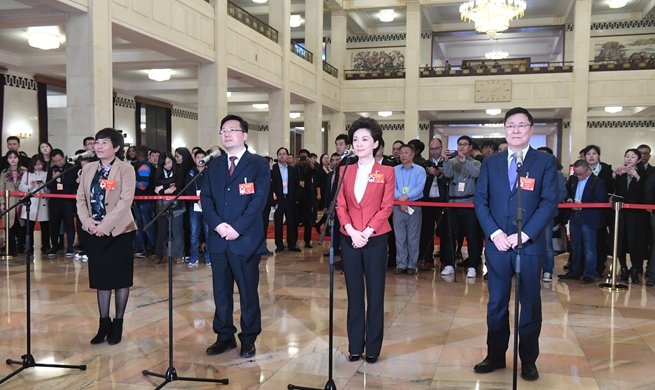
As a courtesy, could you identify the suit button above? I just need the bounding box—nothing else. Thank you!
[227,188,230,191]
[510,198,513,201]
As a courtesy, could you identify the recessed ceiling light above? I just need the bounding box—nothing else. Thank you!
[289,112,301,119]
[378,111,392,117]
[27,26,64,50]
[227,91,232,97]
[604,106,622,113]
[252,0,267,3]
[290,15,303,28]
[379,9,394,22]
[148,69,172,81]
[486,109,501,116]
[253,104,268,109]
[609,0,627,8]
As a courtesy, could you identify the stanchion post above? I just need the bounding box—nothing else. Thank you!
[599,201,628,292]
[2,190,10,259]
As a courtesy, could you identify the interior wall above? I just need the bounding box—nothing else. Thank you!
[3,74,39,157]
[171,107,199,151]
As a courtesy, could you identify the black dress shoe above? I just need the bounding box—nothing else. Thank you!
[558,272,581,280]
[473,356,506,373]
[206,338,237,355]
[631,268,640,284]
[240,343,256,358]
[289,246,302,252]
[433,251,440,258]
[265,251,274,256]
[348,354,361,362]
[619,268,629,283]
[324,251,340,257]
[581,276,594,284]
[483,273,488,280]
[365,356,378,364]
[304,242,313,248]
[521,361,539,381]
[563,262,570,270]
[646,277,655,287]
[334,260,344,271]
[275,247,285,253]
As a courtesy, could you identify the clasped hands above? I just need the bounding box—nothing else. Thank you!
[88,221,106,237]
[345,224,373,249]
[492,231,529,252]
[216,222,240,240]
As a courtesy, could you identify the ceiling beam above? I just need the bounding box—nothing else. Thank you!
[347,11,369,35]
[640,0,655,18]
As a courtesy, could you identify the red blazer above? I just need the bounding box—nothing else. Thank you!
[336,162,395,237]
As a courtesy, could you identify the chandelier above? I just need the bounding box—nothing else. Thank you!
[485,39,509,59]
[460,0,527,39]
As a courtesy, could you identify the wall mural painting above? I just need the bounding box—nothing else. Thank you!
[592,34,655,62]
[349,48,405,71]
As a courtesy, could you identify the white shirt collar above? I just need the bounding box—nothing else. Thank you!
[507,145,531,163]
[227,147,247,162]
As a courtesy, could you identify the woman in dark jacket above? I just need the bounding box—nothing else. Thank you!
[153,152,186,264]
[613,148,649,283]
[584,144,614,275]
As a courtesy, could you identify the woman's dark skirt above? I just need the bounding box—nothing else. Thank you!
[87,232,134,290]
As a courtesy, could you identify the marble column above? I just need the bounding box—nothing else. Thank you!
[65,0,112,153]
[569,0,592,168]
[329,9,347,80]
[198,0,229,149]
[268,0,291,150]
[403,1,421,141]
[330,111,346,147]
[303,0,324,154]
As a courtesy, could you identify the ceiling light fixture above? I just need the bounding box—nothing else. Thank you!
[609,0,627,8]
[486,108,501,115]
[604,106,623,114]
[27,26,63,50]
[252,0,267,3]
[379,9,395,22]
[289,112,301,119]
[460,0,527,39]
[148,69,172,81]
[252,104,268,109]
[290,15,303,28]
[485,39,509,60]
[227,91,232,97]
[378,111,393,117]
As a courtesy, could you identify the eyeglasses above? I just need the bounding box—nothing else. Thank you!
[219,128,244,135]
[574,168,590,178]
[457,142,470,147]
[505,123,531,131]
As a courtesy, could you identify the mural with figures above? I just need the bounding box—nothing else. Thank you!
[349,48,405,71]
[592,34,655,62]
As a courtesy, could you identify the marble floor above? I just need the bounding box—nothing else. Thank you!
[1,237,655,390]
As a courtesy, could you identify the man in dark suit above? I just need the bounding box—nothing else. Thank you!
[559,160,607,284]
[295,148,316,248]
[201,114,270,359]
[637,144,655,176]
[474,107,559,381]
[271,147,301,252]
[419,138,448,271]
[0,136,30,171]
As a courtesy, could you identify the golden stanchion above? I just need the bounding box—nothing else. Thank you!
[1,190,12,259]
[600,201,628,291]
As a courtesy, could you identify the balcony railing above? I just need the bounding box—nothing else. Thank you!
[291,41,313,63]
[419,61,574,78]
[227,2,278,43]
[589,60,655,72]
[345,69,405,79]
[323,61,338,78]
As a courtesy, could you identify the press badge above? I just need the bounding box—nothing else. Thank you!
[194,190,202,212]
[239,179,255,195]
[368,172,384,183]
[402,186,409,194]
[457,182,466,192]
[99,179,116,191]
[57,183,63,191]
[520,176,535,191]
[299,180,305,188]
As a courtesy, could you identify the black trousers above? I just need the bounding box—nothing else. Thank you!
[7,217,25,254]
[341,234,387,357]
[27,220,49,252]
[387,215,396,268]
[274,196,297,249]
[49,199,75,251]
[297,200,313,244]
[441,207,481,268]
[419,202,443,264]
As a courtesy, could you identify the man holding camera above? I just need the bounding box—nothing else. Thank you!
[419,138,448,271]
[441,136,482,278]
[295,149,316,248]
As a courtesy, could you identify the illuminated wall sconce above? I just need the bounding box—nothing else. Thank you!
[17,130,33,139]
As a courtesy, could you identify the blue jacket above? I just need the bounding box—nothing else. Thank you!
[201,151,270,255]
[474,147,559,256]
[565,174,607,230]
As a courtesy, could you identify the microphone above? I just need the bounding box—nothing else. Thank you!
[67,150,94,163]
[199,149,221,165]
[343,149,355,158]
[515,150,523,168]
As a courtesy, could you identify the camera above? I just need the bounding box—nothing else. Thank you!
[298,156,307,161]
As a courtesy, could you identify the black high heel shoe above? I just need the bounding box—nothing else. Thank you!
[348,354,361,362]
[631,268,640,284]
[365,356,378,364]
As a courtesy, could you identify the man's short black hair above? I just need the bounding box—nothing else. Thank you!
[276,147,289,155]
[83,136,95,146]
[573,159,589,169]
[393,140,404,146]
[6,136,19,144]
[407,139,425,154]
[482,140,497,150]
[537,146,554,155]
[51,148,65,159]
[504,107,534,126]
[298,148,310,156]
[457,135,473,146]
[220,114,249,133]
[637,144,651,152]
[136,145,149,159]
[399,144,415,153]
[309,152,317,159]
[348,117,383,156]
[331,152,339,158]
[193,149,207,159]
[335,134,349,145]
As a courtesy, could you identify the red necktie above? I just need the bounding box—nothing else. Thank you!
[229,156,237,176]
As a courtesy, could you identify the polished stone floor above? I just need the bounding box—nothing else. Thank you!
[1,237,654,389]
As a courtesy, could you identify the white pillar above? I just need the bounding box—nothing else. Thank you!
[569,0,592,168]
[403,1,420,141]
[65,0,112,153]
[268,0,291,150]
[303,0,324,154]
[329,9,347,79]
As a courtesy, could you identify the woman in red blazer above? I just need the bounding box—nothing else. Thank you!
[336,117,395,364]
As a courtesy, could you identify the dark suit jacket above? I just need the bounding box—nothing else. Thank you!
[614,166,647,204]
[595,162,614,195]
[336,162,395,236]
[201,150,270,255]
[474,147,559,256]
[644,173,655,205]
[566,174,607,230]
[271,163,299,206]
[421,160,448,202]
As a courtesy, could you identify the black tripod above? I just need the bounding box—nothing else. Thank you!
[1,169,87,385]
[142,170,228,389]
[288,157,353,390]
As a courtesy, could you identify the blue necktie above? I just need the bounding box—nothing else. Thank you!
[508,154,517,191]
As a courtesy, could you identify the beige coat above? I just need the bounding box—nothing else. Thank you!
[76,159,136,237]
[0,167,28,226]
[18,170,49,221]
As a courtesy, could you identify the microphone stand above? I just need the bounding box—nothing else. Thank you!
[512,162,523,390]
[288,156,353,390]
[0,165,87,385]
[142,168,228,389]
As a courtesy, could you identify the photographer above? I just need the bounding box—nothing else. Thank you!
[295,149,316,248]
[419,139,448,271]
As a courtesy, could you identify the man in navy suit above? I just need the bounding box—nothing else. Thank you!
[474,107,559,381]
[201,114,270,359]
[559,160,607,284]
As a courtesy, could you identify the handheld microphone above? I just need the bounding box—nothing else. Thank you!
[343,149,354,158]
[67,150,94,163]
[199,149,221,165]
[515,150,523,168]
